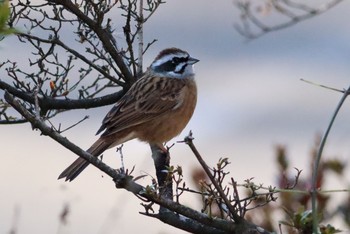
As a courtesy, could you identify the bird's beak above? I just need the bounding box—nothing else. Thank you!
[188,57,199,65]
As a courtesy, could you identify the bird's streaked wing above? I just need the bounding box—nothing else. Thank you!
[96,75,187,137]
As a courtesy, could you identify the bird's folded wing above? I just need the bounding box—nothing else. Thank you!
[96,76,187,137]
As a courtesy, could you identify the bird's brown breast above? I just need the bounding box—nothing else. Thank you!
[135,78,197,143]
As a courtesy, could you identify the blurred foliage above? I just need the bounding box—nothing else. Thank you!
[190,136,348,233]
[254,137,346,233]
[0,0,18,37]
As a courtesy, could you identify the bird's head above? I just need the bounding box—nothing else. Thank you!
[150,48,199,79]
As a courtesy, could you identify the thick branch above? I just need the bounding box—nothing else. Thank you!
[4,91,118,175]
[150,144,172,197]
[150,144,173,215]
[144,210,227,234]
[0,79,124,111]
[5,92,271,234]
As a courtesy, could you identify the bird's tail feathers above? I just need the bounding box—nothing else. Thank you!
[57,139,111,182]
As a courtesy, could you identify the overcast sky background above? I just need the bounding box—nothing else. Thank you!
[1,1,350,233]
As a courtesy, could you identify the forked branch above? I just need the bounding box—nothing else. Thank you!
[4,91,271,234]
[234,0,343,39]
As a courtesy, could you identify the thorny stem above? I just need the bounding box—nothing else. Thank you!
[311,84,350,233]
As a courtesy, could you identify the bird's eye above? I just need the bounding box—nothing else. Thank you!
[172,57,180,64]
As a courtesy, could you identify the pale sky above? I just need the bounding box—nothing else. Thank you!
[1,1,350,233]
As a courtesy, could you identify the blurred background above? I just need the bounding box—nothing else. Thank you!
[1,0,350,233]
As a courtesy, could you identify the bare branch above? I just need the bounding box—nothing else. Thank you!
[182,131,242,222]
[0,79,125,111]
[142,211,227,234]
[234,0,344,39]
[311,84,350,232]
[49,0,135,83]
[136,0,144,76]
[5,92,272,234]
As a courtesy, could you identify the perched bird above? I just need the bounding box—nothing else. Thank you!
[58,48,199,181]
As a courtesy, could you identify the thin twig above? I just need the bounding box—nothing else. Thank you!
[136,0,144,76]
[34,82,42,119]
[51,0,135,83]
[300,79,344,93]
[183,131,242,222]
[311,84,350,233]
[59,115,90,133]
[116,144,125,172]
[234,0,344,39]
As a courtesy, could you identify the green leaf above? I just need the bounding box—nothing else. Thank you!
[0,0,19,37]
[0,27,19,35]
[0,0,10,28]
[320,224,342,234]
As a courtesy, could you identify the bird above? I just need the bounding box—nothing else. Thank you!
[58,47,199,182]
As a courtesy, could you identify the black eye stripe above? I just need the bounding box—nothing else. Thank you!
[154,56,189,73]
[172,57,188,64]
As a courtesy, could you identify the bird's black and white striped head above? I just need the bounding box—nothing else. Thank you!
[150,48,199,79]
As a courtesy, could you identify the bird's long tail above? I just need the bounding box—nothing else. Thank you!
[58,139,111,182]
